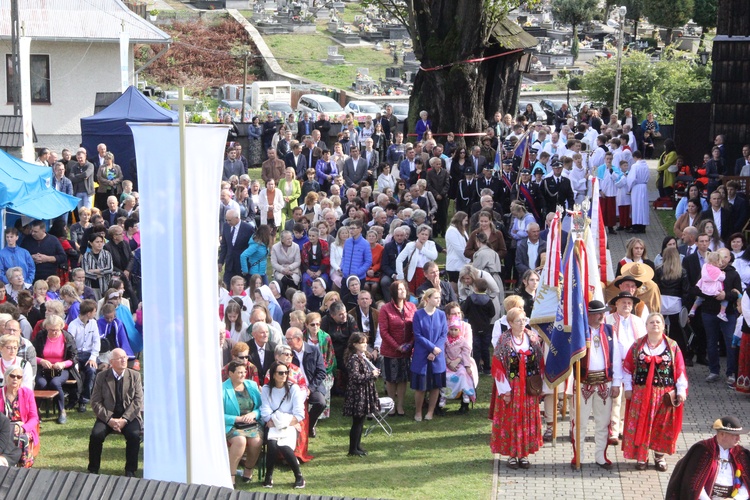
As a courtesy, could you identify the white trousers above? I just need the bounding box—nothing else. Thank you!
[571,382,613,465]
[610,389,625,438]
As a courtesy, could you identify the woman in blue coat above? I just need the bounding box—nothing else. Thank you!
[240,225,272,282]
[411,288,448,422]
[223,360,263,486]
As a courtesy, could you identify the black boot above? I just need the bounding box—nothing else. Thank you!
[457,402,470,414]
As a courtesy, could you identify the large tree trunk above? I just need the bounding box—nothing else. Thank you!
[406,0,521,146]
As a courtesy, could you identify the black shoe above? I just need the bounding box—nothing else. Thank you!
[356,448,368,455]
[348,450,367,457]
[310,426,317,438]
[434,406,446,416]
[125,471,136,478]
[78,403,87,413]
[596,462,613,470]
[457,402,470,414]
[608,227,617,235]
[263,478,273,488]
[294,476,306,489]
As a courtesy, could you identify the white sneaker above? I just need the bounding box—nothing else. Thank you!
[706,373,720,383]
[727,375,736,387]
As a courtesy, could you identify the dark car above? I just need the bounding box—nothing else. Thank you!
[540,99,567,126]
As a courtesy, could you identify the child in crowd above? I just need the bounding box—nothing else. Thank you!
[32,280,48,309]
[224,300,250,343]
[691,251,729,321]
[46,275,61,301]
[444,318,476,414]
[301,168,320,204]
[292,223,309,252]
[68,299,99,412]
[461,278,496,375]
[615,160,632,231]
[220,275,252,323]
[119,180,133,203]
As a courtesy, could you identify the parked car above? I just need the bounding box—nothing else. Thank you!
[296,94,344,116]
[381,102,409,123]
[344,100,381,122]
[540,99,567,125]
[517,100,547,124]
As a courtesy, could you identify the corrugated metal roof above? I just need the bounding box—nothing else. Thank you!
[0,0,170,43]
[491,18,539,50]
[0,466,378,500]
[0,115,36,148]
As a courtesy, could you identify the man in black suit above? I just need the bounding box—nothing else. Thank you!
[497,159,517,215]
[541,159,575,216]
[379,226,407,302]
[276,129,293,159]
[678,226,698,258]
[726,180,749,234]
[348,290,379,347]
[301,136,322,174]
[320,301,359,373]
[286,327,327,437]
[699,191,733,243]
[515,223,546,277]
[469,145,488,176]
[218,209,254,288]
[103,196,128,228]
[284,141,308,179]
[343,146,369,187]
[735,144,750,176]
[511,168,544,224]
[297,113,315,142]
[683,233,711,365]
[248,322,277,379]
[476,165,501,205]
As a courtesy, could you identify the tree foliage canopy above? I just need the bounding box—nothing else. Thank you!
[580,51,711,123]
[644,0,695,30]
[693,0,718,29]
[551,0,600,61]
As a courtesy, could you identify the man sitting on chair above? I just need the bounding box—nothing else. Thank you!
[87,348,143,477]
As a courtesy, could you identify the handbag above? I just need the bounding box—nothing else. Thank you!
[526,373,543,396]
[662,389,682,408]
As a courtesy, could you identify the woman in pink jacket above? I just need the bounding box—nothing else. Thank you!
[0,364,40,467]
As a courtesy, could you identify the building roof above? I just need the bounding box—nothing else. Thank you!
[0,0,171,43]
[491,18,539,50]
[0,116,36,149]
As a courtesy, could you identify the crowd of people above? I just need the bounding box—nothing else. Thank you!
[3,101,750,495]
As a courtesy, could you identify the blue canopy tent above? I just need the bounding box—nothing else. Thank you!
[0,149,79,242]
[80,86,177,183]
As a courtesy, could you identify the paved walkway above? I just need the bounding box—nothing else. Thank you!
[493,162,750,498]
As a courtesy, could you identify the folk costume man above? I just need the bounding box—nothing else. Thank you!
[667,415,750,499]
[570,301,622,469]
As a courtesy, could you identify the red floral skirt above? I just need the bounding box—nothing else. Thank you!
[736,333,750,395]
[294,406,313,463]
[490,378,542,457]
[622,384,682,462]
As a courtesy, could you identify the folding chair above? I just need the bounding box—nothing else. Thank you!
[365,397,394,437]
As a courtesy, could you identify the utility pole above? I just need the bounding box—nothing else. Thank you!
[10,0,21,115]
[240,51,249,123]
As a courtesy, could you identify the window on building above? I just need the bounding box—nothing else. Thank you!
[5,54,50,104]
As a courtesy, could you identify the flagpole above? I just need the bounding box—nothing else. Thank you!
[575,360,582,470]
[552,386,558,447]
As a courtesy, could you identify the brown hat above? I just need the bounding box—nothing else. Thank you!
[713,416,750,435]
[613,275,643,288]
[620,262,654,283]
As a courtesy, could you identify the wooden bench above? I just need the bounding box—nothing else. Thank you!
[33,391,58,418]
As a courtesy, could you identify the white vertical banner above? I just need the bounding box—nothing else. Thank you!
[119,32,130,92]
[19,37,34,163]
[130,123,231,488]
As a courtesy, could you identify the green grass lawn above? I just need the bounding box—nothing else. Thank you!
[654,208,676,234]
[265,32,394,90]
[39,376,494,498]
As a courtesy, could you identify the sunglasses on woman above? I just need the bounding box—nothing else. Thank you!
[275,370,288,375]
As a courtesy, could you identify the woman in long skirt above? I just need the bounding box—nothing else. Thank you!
[622,313,688,471]
[490,307,544,469]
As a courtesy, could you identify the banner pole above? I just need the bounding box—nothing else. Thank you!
[575,360,582,470]
[551,386,558,447]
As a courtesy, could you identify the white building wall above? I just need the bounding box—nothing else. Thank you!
[0,40,133,141]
